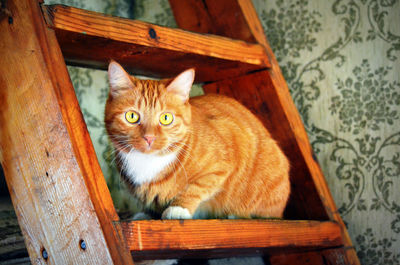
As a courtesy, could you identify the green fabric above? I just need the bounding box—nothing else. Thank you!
[46,0,400,263]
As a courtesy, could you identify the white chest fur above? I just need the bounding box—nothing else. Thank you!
[119,150,177,185]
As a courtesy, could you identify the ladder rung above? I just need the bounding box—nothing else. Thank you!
[121,219,343,259]
[42,5,270,82]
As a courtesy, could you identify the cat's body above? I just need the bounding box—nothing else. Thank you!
[105,61,290,219]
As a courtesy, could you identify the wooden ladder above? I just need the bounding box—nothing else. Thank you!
[0,0,360,264]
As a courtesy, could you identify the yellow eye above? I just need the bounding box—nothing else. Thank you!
[159,112,174,126]
[125,111,140,124]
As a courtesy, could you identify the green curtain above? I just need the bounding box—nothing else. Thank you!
[46,0,400,264]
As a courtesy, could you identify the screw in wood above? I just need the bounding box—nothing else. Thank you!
[148,28,157,39]
[79,239,87,251]
[41,248,48,260]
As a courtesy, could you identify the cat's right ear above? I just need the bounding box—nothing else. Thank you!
[166,68,195,103]
[108,60,134,96]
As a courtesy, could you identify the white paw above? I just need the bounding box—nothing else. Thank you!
[162,206,192,219]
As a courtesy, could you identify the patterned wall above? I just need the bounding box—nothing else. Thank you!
[46,0,400,264]
[254,1,400,263]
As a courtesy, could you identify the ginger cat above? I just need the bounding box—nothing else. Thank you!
[105,61,290,219]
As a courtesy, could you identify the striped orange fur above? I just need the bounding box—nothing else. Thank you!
[105,61,290,219]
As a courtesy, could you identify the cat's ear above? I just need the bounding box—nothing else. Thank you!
[166,68,195,102]
[108,60,134,96]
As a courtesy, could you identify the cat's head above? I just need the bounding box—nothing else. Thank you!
[105,61,194,154]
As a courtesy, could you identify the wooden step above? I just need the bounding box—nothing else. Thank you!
[121,219,343,259]
[42,5,270,82]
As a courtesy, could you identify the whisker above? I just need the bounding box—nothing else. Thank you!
[175,154,188,183]
[170,143,193,160]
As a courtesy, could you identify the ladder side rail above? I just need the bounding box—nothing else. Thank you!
[0,1,133,264]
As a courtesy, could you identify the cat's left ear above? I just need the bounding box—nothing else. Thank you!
[166,68,195,102]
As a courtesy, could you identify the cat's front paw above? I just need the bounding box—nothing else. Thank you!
[162,206,192,219]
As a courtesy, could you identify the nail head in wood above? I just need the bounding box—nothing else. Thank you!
[148,28,157,39]
[41,248,48,260]
[80,239,87,250]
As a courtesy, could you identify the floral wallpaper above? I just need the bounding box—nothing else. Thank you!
[254,0,400,263]
[45,0,400,264]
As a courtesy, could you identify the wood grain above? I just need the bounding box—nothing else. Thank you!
[169,0,267,47]
[0,0,132,264]
[42,5,270,83]
[269,248,350,265]
[122,219,343,259]
[169,0,258,43]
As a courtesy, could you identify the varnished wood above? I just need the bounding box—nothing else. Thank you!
[122,220,342,259]
[0,1,133,264]
[269,248,349,265]
[169,0,267,47]
[169,0,258,43]
[42,5,270,83]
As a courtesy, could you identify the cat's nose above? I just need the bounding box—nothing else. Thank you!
[143,135,156,146]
